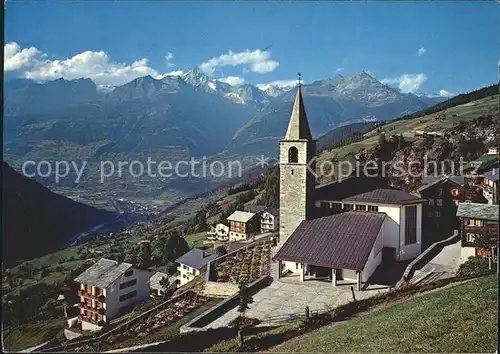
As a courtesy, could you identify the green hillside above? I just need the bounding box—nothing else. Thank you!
[316,94,499,184]
[270,275,498,353]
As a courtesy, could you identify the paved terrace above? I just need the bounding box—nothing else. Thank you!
[204,249,390,329]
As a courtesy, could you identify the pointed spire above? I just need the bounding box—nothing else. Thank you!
[284,75,312,140]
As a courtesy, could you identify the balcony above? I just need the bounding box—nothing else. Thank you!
[78,290,106,302]
[79,302,105,315]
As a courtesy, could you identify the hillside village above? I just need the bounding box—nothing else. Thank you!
[3,82,498,353]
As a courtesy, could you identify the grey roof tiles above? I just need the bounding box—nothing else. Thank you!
[274,211,386,271]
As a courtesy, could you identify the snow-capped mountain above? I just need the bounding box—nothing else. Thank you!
[182,68,233,95]
[181,68,272,109]
[262,85,286,98]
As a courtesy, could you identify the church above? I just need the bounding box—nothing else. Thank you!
[273,82,425,291]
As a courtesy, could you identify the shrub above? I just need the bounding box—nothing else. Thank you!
[456,256,490,277]
[228,315,261,329]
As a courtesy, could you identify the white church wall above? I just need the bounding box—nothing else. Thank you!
[377,205,401,249]
[362,224,384,282]
[398,204,422,261]
[284,261,303,275]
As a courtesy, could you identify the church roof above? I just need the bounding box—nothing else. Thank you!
[342,188,425,205]
[315,176,388,201]
[273,211,386,271]
[284,86,313,140]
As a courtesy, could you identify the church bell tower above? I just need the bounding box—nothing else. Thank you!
[279,74,316,247]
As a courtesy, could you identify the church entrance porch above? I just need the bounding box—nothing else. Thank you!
[278,261,363,291]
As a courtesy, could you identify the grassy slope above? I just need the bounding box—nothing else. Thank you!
[3,317,65,352]
[270,275,498,353]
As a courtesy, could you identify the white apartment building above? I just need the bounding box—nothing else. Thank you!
[261,208,279,233]
[73,258,151,331]
[175,248,218,286]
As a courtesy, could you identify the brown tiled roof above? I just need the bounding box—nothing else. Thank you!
[273,211,386,271]
[343,188,425,205]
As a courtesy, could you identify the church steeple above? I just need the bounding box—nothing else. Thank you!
[284,74,312,140]
[278,73,316,248]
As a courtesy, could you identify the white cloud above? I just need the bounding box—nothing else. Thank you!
[256,79,299,91]
[199,49,279,75]
[417,47,427,56]
[163,70,185,77]
[218,76,245,86]
[381,73,428,93]
[438,89,454,97]
[4,42,41,71]
[165,52,175,67]
[336,67,344,74]
[4,41,166,86]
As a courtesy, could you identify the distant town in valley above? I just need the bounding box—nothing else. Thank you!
[2,1,499,353]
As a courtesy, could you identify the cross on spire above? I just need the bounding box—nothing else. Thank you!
[297,72,302,87]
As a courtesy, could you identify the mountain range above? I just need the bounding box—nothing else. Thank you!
[3,69,446,201]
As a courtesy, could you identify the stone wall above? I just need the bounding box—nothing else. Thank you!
[278,140,316,247]
[204,282,239,297]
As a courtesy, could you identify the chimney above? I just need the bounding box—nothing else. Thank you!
[201,251,206,259]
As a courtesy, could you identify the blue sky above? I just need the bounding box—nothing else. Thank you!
[4,1,499,95]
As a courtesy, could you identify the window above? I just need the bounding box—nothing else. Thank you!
[368,205,379,212]
[295,263,298,269]
[435,210,441,217]
[124,270,133,277]
[405,205,417,245]
[437,188,443,197]
[288,147,298,163]
[120,279,137,290]
[436,199,443,206]
[182,274,186,278]
[428,211,433,217]
[428,199,435,206]
[332,203,342,211]
[466,233,476,242]
[468,219,483,227]
[355,204,367,211]
[320,202,329,209]
[119,290,137,302]
[343,204,354,211]
[183,265,187,269]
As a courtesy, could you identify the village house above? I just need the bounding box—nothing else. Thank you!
[149,272,178,297]
[73,258,151,331]
[481,168,499,205]
[226,210,261,241]
[175,248,218,286]
[273,83,426,291]
[486,146,498,155]
[456,202,499,262]
[418,176,485,246]
[261,208,279,233]
[206,223,230,241]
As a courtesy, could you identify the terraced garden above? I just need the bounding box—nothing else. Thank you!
[212,243,272,284]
